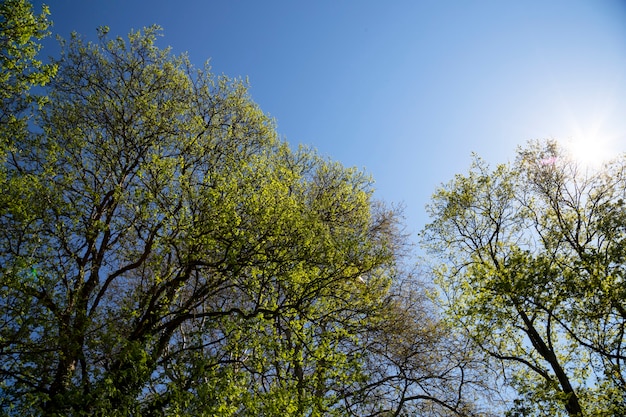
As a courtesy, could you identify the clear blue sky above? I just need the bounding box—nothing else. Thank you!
[34,0,626,240]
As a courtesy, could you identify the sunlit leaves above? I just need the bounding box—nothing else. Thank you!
[0,0,56,163]
[0,2,503,414]
[0,17,432,416]
[423,139,626,416]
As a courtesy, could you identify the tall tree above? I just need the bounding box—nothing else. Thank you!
[422,140,626,416]
[0,23,488,416]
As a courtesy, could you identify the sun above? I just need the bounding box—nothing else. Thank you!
[560,124,622,170]
[565,136,612,169]
[558,108,624,170]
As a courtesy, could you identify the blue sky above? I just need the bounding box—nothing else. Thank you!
[34,0,626,240]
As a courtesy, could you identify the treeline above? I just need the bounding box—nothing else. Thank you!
[1,1,624,416]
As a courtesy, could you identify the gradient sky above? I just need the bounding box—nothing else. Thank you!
[33,0,626,242]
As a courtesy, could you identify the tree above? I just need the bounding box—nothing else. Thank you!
[422,139,626,416]
[0,22,488,416]
[345,273,497,417]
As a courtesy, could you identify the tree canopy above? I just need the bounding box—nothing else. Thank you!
[0,4,488,416]
[423,139,626,416]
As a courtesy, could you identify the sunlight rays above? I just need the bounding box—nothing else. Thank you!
[559,114,623,170]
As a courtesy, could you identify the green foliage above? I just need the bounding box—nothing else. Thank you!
[0,0,56,157]
[423,139,626,416]
[0,13,486,416]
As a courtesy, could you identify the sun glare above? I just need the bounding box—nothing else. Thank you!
[560,123,622,170]
[565,137,612,168]
[558,105,625,170]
